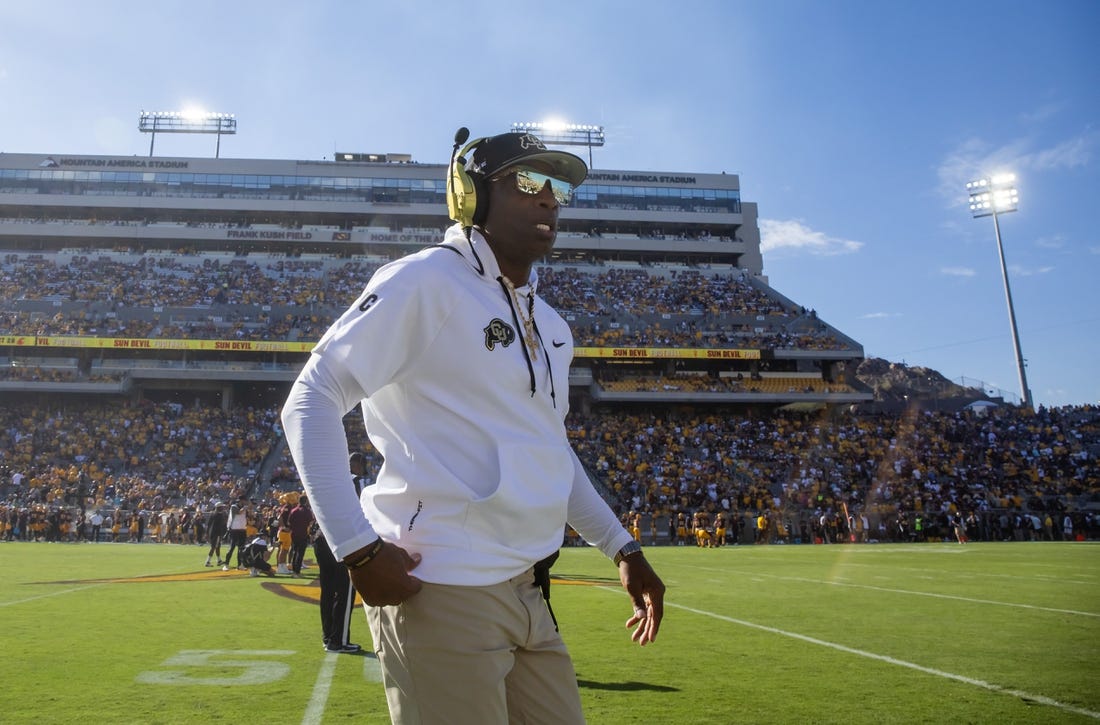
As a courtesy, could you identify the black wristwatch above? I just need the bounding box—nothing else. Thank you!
[613,540,643,566]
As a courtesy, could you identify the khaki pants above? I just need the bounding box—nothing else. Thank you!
[368,567,585,725]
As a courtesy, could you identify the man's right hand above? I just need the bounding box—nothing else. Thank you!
[348,541,423,606]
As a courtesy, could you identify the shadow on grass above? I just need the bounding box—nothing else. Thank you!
[577,678,679,693]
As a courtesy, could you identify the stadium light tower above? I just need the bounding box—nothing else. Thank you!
[139,110,237,158]
[966,173,1033,410]
[511,121,604,167]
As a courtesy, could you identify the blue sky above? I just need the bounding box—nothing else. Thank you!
[1,0,1097,408]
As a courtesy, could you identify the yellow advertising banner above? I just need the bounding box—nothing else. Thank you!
[27,337,315,353]
[5,337,759,360]
[573,347,760,360]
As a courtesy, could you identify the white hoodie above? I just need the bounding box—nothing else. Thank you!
[282,225,631,585]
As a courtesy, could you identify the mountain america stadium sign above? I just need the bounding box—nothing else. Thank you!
[586,173,698,184]
[42,157,190,169]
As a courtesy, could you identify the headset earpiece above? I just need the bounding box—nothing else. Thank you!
[446,130,487,227]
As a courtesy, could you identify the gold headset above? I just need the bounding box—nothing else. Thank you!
[446,127,488,227]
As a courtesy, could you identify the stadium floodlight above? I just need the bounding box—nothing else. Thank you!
[138,110,238,158]
[966,174,1032,409]
[510,121,605,166]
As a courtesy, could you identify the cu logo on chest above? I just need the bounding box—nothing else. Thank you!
[483,318,516,351]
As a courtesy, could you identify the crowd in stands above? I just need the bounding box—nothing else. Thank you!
[595,371,855,395]
[568,403,1100,543]
[0,398,278,520]
[1,251,848,351]
[2,398,1097,546]
[3,247,1095,547]
[0,365,120,383]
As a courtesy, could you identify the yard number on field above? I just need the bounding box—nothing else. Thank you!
[136,649,295,686]
[136,649,383,686]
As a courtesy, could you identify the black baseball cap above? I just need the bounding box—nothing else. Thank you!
[467,132,587,187]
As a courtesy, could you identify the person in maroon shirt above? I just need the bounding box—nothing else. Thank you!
[287,496,315,579]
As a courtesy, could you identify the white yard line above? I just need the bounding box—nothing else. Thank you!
[302,652,339,725]
[668,599,1100,720]
[704,565,1100,618]
[600,585,1100,721]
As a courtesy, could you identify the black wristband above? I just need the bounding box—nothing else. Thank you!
[343,537,384,570]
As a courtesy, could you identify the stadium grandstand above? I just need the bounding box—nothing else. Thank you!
[1,144,1097,547]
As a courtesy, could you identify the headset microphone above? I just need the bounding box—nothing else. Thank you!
[453,127,470,151]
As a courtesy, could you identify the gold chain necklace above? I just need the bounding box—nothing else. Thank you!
[501,276,540,357]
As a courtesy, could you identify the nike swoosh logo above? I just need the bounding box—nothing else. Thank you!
[552,340,566,348]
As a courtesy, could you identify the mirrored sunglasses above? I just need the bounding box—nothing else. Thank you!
[493,167,575,205]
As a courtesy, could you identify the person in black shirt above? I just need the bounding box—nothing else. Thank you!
[204,501,228,567]
[312,452,372,653]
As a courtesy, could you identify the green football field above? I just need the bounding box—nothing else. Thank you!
[1,540,1096,724]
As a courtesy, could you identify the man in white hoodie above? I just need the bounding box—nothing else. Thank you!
[283,130,664,724]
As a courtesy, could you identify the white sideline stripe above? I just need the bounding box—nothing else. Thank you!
[828,580,1098,617]
[0,584,103,606]
[302,652,339,725]
[774,572,1100,620]
[720,567,1100,619]
[666,598,1100,721]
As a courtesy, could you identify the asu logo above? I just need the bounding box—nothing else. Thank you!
[484,318,516,351]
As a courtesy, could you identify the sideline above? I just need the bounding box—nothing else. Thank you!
[0,584,104,607]
[599,585,1099,721]
[302,652,339,725]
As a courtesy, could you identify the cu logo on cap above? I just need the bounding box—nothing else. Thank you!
[518,134,547,151]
